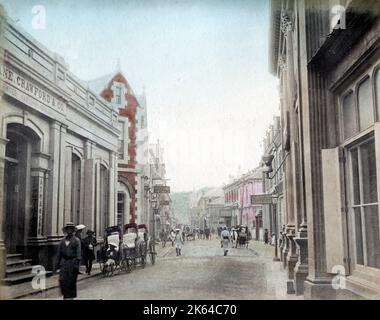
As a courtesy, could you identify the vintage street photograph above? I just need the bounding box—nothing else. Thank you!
[0,0,380,302]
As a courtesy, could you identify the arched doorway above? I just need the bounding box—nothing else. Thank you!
[4,123,41,254]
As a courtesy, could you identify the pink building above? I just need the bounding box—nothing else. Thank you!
[223,168,263,238]
[238,169,263,239]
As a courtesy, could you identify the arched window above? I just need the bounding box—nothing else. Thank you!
[357,76,374,130]
[375,69,380,120]
[71,154,81,224]
[342,91,357,140]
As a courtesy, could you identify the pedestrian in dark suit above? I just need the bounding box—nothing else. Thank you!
[264,228,269,244]
[55,222,82,300]
[82,230,97,275]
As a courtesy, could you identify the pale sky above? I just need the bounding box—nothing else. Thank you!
[2,0,280,192]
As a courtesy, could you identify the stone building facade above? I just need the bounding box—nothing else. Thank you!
[0,11,120,275]
[270,0,380,299]
[262,116,285,245]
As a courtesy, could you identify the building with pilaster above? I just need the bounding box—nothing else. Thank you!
[0,8,120,283]
[270,0,380,299]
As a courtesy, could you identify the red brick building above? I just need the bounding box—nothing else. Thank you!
[89,71,139,225]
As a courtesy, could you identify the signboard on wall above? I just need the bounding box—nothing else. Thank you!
[153,185,170,193]
[251,194,273,205]
[0,64,66,115]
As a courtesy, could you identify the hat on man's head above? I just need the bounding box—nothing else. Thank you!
[86,229,95,235]
[63,222,76,231]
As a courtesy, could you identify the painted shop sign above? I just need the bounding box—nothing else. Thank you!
[251,194,273,205]
[0,64,66,115]
[153,185,170,194]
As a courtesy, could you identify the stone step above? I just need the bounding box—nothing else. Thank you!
[6,254,23,262]
[3,271,53,285]
[6,259,33,268]
[6,265,34,275]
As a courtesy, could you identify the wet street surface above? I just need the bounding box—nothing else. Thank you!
[24,238,302,300]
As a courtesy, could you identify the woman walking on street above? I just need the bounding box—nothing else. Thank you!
[55,222,82,300]
[221,226,230,256]
[175,229,184,256]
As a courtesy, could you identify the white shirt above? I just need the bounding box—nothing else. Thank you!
[221,230,230,238]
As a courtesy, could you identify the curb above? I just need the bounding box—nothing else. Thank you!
[11,270,102,300]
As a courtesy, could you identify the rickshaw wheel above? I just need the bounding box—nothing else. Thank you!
[101,264,107,277]
[127,259,133,272]
[108,264,114,277]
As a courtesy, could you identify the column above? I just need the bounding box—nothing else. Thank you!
[108,151,117,226]
[83,140,96,233]
[0,137,8,280]
[300,0,336,299]
[64,146,72,225]
[46,121,66,239]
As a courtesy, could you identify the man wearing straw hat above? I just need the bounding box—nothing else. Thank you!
[55,222,82,299]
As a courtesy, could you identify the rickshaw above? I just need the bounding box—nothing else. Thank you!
[98,225,122,277]
[122,223,139,270]
[236,226,249,248]
[185,226,196,241]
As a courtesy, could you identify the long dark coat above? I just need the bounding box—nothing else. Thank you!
[82,236,97,260]
[56,235,81,299]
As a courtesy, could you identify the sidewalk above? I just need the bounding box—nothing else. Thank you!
[248,240,304,300]
[0,264,103,300]
[1,241,172,300]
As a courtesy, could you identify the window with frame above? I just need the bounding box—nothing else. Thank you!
[341,73,378,141]
[357,76,374,131]
[114,86,122,104]
[118,121,124,159]
[349,137,380,269]
[117,192,125,227]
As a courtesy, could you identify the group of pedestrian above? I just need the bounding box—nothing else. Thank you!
[264,229,276,246]
[55,222,98,299]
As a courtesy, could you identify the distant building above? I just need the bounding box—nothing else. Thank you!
[261,116,285,244]
[148,140,172,237]
[223,169,263,235]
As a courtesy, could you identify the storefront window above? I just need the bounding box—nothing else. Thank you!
[350,138,380,269]
[357,77,374,131]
